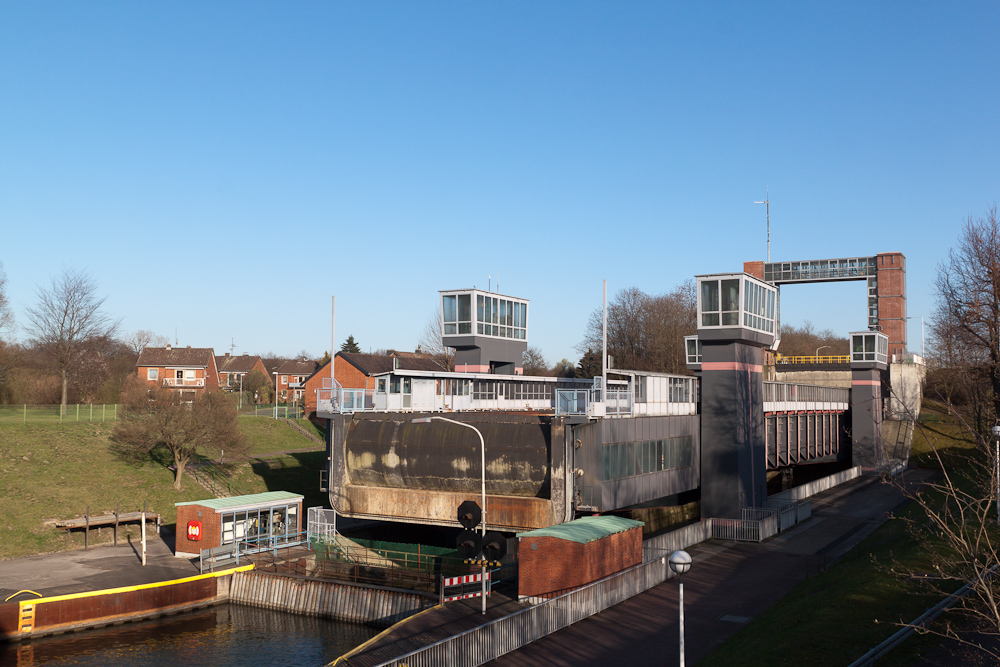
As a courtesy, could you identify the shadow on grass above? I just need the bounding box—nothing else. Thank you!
[249,451,328,509]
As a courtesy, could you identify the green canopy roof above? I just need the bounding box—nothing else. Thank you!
[176,491,302,511]
[518,516,644,544]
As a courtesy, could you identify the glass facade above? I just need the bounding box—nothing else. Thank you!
[851,331,888,364]
[763,256,877,283]
[441,290,528,341]
[220,503,298,545]
[697,274,777,336]
[602,436,694,480]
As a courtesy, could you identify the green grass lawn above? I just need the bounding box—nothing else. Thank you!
[699,401,980,667]
[237,416,325,454]
[0,417,325,560]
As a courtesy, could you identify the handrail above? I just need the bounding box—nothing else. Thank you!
[191,457,248,498]
[775,354,850,365]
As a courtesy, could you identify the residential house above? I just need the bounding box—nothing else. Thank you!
[136,345,220,400]
[274,359,319,404]
[302,351,445,415]
[215,353,270,394]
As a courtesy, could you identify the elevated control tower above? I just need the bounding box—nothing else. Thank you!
[440,289,529,375]
[696,272,778,518]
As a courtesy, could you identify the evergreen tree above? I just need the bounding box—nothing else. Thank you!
[340,335,361,354]
[575,349,602,379]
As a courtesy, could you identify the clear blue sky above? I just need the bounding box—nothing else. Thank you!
[1,2,997,364]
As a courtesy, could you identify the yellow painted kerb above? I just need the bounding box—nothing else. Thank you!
[17,564,254,615]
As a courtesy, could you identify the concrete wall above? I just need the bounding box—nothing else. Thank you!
[888,361,925,419]
[771,369,852,389]
[230,570,434,628]
[328,412,569,531]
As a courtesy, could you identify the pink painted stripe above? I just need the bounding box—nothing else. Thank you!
[455,364,490,373]
[852,380,880,386]
[702,362,763,373]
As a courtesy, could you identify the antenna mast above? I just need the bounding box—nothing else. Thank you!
[754,187,770,262]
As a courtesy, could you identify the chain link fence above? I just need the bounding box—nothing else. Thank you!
[0,404,120,423]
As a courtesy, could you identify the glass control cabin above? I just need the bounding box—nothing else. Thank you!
[696,273,779,346]
[441,289,529,374]
[850,331,889,366]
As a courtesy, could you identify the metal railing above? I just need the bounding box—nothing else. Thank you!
[341,389,376,412]
[187,458,247,498]
[308,506,337,539]
[239,404,305,419]
[163,377,206,387]
[555,389,592,416]
[775,354,850,365]
[605,389,633,415]
[370,555,673,667]
[710,515,780,542]
[763,382,850,405]
[0,404,121,423]
[769,466,862,503]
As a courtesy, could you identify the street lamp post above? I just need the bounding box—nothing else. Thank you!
[669,550,693,667]
[906,316,925,359]
[412,415,488,614]
[815,345,830,360]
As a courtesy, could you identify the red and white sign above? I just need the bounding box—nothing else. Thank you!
[187,520,202,541]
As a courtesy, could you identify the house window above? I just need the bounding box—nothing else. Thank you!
[281,376,288,384]
[377,378,387,393]
[148,368,159,381]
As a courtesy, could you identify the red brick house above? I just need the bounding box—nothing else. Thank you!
[215,354,270,393]
[136,345,220,399]
[302,351,445,415]
[274,359,319,404]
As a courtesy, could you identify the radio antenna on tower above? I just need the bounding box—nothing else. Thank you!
[754,187,770,262]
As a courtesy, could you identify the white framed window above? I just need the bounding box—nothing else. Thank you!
[148,368,159,380]
[281,375,288,384]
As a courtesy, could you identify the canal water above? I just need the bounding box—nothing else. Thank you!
[0,604,380,667]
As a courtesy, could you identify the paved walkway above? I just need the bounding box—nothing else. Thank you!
[487,470,933,666]
[0,533,200,602]
[340,469,934,667]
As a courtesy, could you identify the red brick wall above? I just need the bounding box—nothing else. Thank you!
[517,527,642,599]
[876,252,907,358]
[175,504,222,555]
[743,261,765,280]
[303,358,377,413]
[137,365,215,394]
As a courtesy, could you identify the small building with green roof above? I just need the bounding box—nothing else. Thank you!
[174,491,303,557]
[517,515,644,600]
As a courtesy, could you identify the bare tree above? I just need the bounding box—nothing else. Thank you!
[125,329,170,357]
[935,205,1000,433]
[580,281,696,375]
[0,262,13,396]
[111,378,249,490]
[419,313,455,371]
[522,346,550,376]
[777,322,849,357]
[0,261,13,338]
[887,397,1000,661]
[25,269,121,415]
